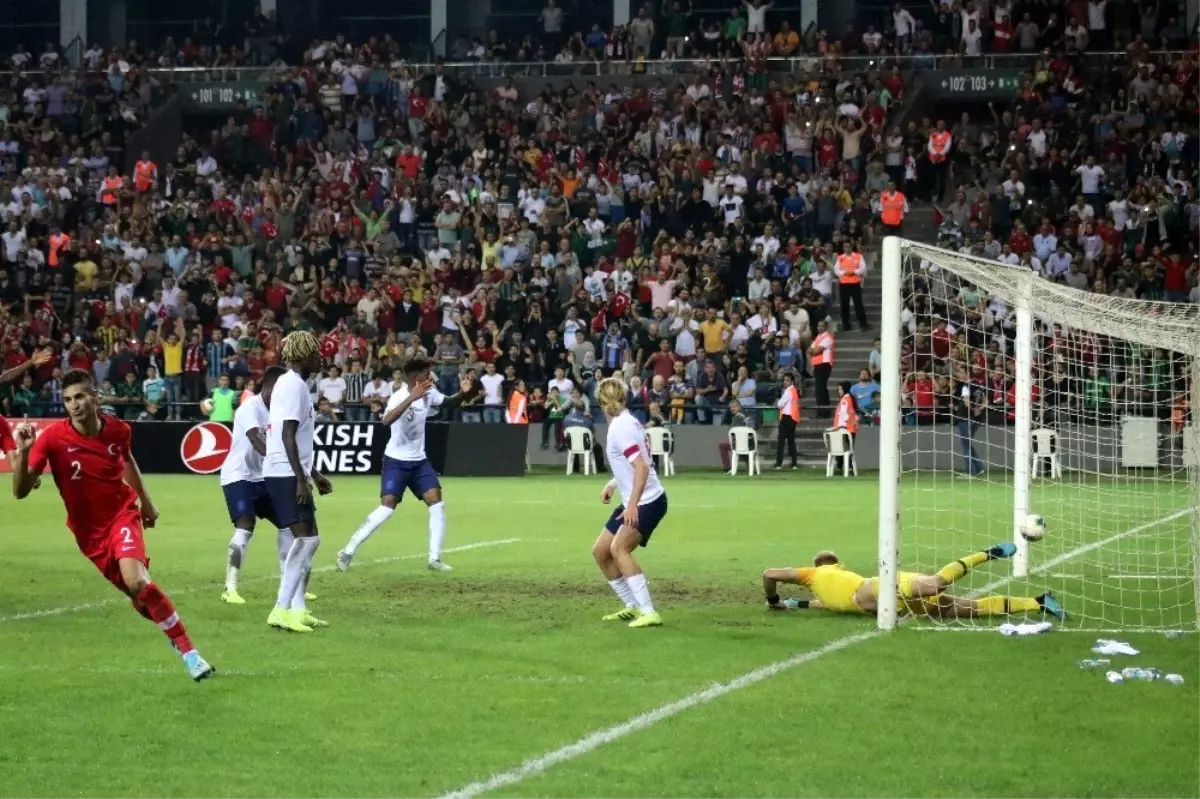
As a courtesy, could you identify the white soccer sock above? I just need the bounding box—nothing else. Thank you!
[292,568,313,612]
[225,528,253,591]
[608,577,637,608]
[277,528,294,575]
[276,537,311,610]
[428,501,446,561]
[345,506,394,556]
[291,537,324,611]
[626,573,655,613]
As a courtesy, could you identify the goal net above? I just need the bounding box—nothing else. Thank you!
[876,237,1200,633]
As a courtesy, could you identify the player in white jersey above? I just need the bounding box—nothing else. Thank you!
[592,376,668,628]
[220,366,300,604]
[337,357,476,572]
[264,332,333,634]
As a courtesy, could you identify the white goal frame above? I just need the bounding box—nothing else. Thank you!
[876,236,1200,632]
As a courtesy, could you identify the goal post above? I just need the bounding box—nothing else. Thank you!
[877,236,1200,632]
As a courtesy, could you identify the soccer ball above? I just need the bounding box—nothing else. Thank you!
[1021,513,1047,541]
[200,398,215,416]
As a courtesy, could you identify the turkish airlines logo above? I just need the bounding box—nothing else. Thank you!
[180,422,233,474]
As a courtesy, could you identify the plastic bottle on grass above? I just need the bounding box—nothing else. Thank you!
[1078,659,1111,669]
[1120,667,1163,681]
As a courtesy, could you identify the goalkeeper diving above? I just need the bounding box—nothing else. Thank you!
[762,543,1067,620]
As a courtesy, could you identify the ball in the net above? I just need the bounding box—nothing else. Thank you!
[1021,513,1047,541]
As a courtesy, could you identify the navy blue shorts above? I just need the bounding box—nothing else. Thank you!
[605,492,669,546]
[222,480,278,526]
[264,476,317,529]
[380,456,441,501]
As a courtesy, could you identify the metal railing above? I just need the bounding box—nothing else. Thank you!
[0,48,1183,84]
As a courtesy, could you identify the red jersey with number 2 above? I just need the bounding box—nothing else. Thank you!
[28,415,140,553]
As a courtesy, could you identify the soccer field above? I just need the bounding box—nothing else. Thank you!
[0,473,1196,798]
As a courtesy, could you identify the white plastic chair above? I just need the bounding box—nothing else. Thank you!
[565,427,595,476]
[1031,427,1062,479]
[728,426,760,476]
[647,426,674,476]
[824,428,858,477]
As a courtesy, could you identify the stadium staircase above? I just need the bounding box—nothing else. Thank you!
[753,206,939,469]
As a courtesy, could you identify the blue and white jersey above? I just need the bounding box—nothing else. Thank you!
[220,394,269,487]
[384,383,446,461]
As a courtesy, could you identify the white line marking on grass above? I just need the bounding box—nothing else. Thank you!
[437,508,1195,799]
[909,626,1198,634]
[0,538,521,623]
[436,632,877,799]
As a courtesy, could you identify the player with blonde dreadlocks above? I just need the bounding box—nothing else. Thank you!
[263,331,335,633]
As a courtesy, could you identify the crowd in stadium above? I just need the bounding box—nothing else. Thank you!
[0,0,1196,440]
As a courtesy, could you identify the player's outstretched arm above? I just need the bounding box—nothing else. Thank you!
[439,374,480,410]
[762,567,800,609]
[123,455,159,528]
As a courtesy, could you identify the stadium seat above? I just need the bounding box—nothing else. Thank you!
[728,427,760,476]
[1031,428,1062,480]
[823,429,857,478]
[647,427,674,477]
[565,427,595,476]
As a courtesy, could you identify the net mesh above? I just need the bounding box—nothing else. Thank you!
[893,240,1198,632]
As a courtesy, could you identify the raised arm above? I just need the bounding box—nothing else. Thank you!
[380,378,433,426]
[9,424,42,499]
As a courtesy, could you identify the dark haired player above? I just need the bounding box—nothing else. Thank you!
[265,332,333,633]
[337,357,475,572]
[9,369,215,682]
[220,365,295,604]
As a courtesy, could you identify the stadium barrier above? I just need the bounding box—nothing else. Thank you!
[0,420,527,477]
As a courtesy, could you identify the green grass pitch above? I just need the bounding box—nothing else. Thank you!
[0,472,1196,798]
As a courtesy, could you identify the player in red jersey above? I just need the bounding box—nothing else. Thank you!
[9,369,215,682]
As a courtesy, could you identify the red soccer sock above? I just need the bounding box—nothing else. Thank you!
[135,583,195,656]
[130,599,153,622]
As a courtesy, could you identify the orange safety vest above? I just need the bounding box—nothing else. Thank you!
[928,130,951,163]
[836,253,863,284]
[506,390,528,424]
[834,394,858,433]
[811,331,834,368]
[880,190,906,226]
[100,176,123,204]
[134,160,156,191]
[779,384,801,422]
[48,233,70,267]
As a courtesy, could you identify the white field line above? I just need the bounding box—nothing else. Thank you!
[0,538,521,623]
[437,507,1196,799]
[910,626,1198,634]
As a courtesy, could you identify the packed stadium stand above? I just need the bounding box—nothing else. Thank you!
[0,0,1195,466]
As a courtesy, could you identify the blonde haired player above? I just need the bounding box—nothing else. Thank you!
[593,376,669,628]
[761,544,1067,620]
